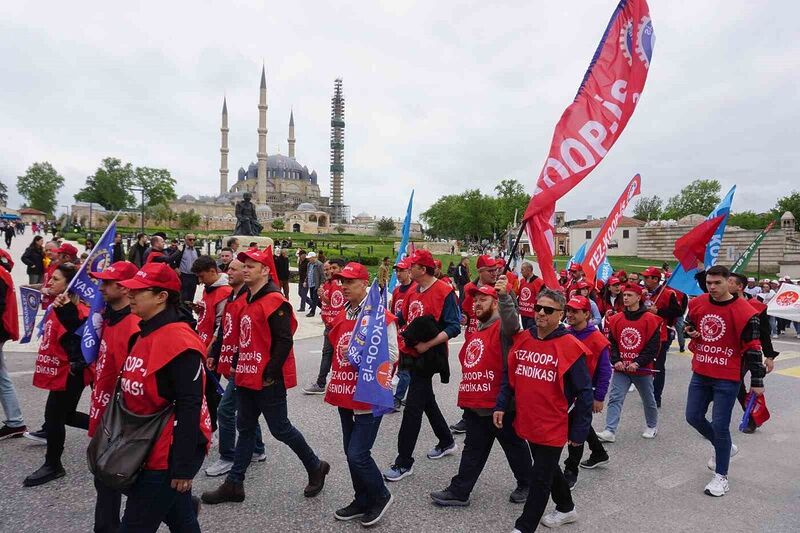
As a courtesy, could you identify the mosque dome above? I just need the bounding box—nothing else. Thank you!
[296,202,317,212]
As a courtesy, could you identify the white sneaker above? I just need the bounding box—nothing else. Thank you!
[596,430,616,443]
[541,509,578,528]
[251,451,267,463]
[707,443,738,471]
[771,334,778,339]
[511,529,523,533]
[628,384,635,393]
[704,473,729,497]
[205,458,234,477]
[642,426,658,439]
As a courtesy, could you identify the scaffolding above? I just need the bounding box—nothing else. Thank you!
[329,78,349,224]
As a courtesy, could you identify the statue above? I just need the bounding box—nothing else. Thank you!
[234,192,263,236]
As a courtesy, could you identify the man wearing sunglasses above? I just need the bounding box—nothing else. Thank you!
[641,266,682,408]
[169,234,200,303]
[494,279,593,531]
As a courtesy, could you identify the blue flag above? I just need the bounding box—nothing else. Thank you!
[597,257,614,282]
[78,221,117,363]
[566,242,587,270]
[347,280,395,416]
[388,190,414,293]
[19,286,42,343]
[667,186,736,296]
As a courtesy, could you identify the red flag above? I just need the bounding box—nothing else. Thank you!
[581,174,641,283]
[522,0,655,287]
[673,216,726,271]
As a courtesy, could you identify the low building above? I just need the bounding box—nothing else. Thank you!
[568,216,644,256]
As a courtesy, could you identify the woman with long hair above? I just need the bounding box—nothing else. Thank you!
[21,235,45,284]
[24,262,90,487]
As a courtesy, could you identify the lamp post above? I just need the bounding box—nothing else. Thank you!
[129,187,145,235]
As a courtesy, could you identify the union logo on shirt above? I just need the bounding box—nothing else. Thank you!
[520,287,532,302]
[699,314,726,343]
[408,300,424,321]
[195,301,207,325]
[239,315,253,347]
[40,321,53,351]
[337,330,353,367]
[222,312,233,338]
[463,337,484,369]
[619,327,642,351]
[330,290,345,309]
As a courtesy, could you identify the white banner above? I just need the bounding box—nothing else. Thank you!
[767,283,800,322]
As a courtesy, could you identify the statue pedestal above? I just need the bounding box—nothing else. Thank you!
[226,235,274,250]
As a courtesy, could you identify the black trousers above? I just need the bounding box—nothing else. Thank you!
[94,476,122,533]
[563,426,606,473]
[307,286,320,315]
[204,369,222,432]
[515,442,574,533]
[179,273,198,303]
[653,331,674,405]
[394,371,453,468]
[315,329,334,387]
[44,371,89,466]
[448,410,532,499]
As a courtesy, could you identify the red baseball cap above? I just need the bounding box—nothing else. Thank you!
[642,266,662,278]
[574,280,590,290]
[57,243,79,257]
[566,295,591,312]
[496,258,506,268]
[0,249,14,271]
[467,284,498,300]
[90,261,139,281]
[335,262,369,281]
[238,246,280,285]
[410,249,436,269]
[614,270,628,278]
[433,258,442,269]
[568,263,581,271]
[607,276,622,286]
[622,283,644,296]
[119,262,181,292]
[476,255,497,270]
[394,257,411,270]
[559,270,568,278]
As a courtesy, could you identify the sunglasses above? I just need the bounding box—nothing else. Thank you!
[534,304,563,315]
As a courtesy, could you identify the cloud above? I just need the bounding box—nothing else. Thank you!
[1,0,798,223]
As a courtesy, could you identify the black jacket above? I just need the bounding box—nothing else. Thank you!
[274,254,290,281]
[246,281,293,381]
[399,314,450,383]
[21,245,45,276]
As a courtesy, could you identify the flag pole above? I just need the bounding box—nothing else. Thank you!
[504,223,526,275]
[65,210,121,296]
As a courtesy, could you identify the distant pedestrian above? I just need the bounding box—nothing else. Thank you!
[21,236,45,284]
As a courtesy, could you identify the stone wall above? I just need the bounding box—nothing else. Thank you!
[637,225,786,271]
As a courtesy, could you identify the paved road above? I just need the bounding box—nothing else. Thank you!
[1,330,799,532]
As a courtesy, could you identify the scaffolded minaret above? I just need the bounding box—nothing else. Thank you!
[256,66,268,206]
[219,97,229,196]
[329,78,347,223]
[288,110,296,159]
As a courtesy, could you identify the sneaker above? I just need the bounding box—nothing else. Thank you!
[23,463,65,487]
[304,460,330,497]
[0,424,26,441]
[580,453,609,469]
[679,348,686,353]
[251,451,267,463]
[642,426,658,439]
[430,489,470,507]
[427,441,458,460]
[509,486,528,504]
[383,464,413,482]
[595,430,615,443]
[449,419,467,434]
[334,501,366,521]
[360,493,393,527]
[628,384,635,393]
[392,398,402,412]
[707,444,738,471]
[540,509,578,528]
[564,469,578,490]
[23,428,47,444]
[303,383,326,395]
[741,418,757,434]
[704,473,729,497]
[201,480,245,504]
[771,334,778,339]
[306,312,315,318]
[205,458,234,477]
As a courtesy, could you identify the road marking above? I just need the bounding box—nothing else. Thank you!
[775,366,800,378]
[655,469,695,489]
[308,350,322,354]
[9,370,34,377]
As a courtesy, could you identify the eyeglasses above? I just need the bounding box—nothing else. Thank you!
[534,304,563,315]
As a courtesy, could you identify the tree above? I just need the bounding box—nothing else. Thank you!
[147,203,175,226]
[177,209,201,229]
[334,225,345,234]
[18,162,65,215]
[376,217,396,237]
[271,219,285,230]
[662,179,721,220]
[727,211,774,230]
[0,180,7,207]
[773,191,800,230]
[75,158,136,210]
[135,167,177,207]
[493,179,530,231]
[632,195,663,221]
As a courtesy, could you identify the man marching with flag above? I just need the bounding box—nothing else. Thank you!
[325,262,398,527]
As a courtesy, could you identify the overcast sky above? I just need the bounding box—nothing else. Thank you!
[1,1,798,222]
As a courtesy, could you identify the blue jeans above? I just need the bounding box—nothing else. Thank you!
[394,369,410,402]
[0,342,24,428]
[653,329,675,406]
[227,381,320,484]
[120,469,200,533]
[685,372,739,476]
[674,315,686,350]
[604,371,658,433]
[217,378,264,462]
[338,408,389,509]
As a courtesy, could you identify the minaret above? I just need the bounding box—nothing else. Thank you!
[219,97,229,196]
[329,78,347,223]
[256,65,268,206]
[287,110,296,159]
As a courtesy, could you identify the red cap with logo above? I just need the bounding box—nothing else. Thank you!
[642,266,662,278]
[476,255,497,270]
[433,258,442,269]
[57,243,79,257]
[467,284,498,300]
[237,246,280,285]
[574,280,590,290]
[394,257,411,270]
[569,263,583,272]
[559,270,568,278]
[90,261,139,281]
[119,262,181,292]
[622,283,644,296]
[607,276,622,286]
[566,295,591,312]
[410,249,436,269]
[335,262,369,281]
